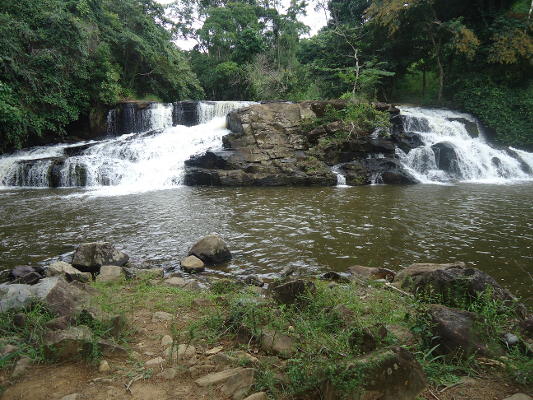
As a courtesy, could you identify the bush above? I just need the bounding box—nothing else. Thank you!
[452,77,533,149]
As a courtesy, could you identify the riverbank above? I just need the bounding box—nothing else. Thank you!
[0,240,531,399]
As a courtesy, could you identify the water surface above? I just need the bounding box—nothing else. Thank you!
[0,184,531,303]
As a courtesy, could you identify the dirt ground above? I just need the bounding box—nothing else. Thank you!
[1,299,531,400]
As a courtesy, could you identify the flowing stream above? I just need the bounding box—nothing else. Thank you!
[0,103,532,302]
[397,107,533,184]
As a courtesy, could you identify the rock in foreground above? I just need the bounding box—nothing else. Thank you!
[188,235,231,265]
[72,242,129,273]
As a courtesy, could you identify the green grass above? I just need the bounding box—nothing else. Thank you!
[0,302,56,369]
[183,280,415,399]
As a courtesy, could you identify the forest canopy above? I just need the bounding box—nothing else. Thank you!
[0,0,532,151]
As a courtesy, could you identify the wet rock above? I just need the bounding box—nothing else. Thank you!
[72,242,129,273]
[11,356,31,378]
[342,158,418,186]
[322,347,426,400]
[46,261,90,283]
[448,117,479,137]
[98,360,110,373]
[260,329,296,358]
[181,255,205,273]
[188,235,232,265]
[349,265,396,282]
[10,266,44,284]
[320,271,351,283]
[432,142,460,175]
[96,265,125,283]
[428,304,490,357]
[44,325,93,360]
[0,276,90,317]
[270,279,315,305]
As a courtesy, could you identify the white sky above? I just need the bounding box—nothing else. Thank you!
[157,0,328,50]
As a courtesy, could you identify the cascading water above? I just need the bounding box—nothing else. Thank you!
[331,164,348,187]
[0,101,254,193]
[397,107,533,184]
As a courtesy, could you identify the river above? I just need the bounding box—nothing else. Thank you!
[0,183,531,303]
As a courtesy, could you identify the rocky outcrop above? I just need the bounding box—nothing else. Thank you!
[184,101,418,187]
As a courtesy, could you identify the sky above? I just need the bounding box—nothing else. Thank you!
[157,0,329,50]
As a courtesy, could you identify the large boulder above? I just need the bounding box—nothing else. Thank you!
[428,304,490,357]
[395,262,465,286]
[322,347,426,400]
[188,235,231,265]
[46,261,90,283]
[72,242,129,273]
[184,101,409,187]
[400,264,516,307]
[0,276,90,318]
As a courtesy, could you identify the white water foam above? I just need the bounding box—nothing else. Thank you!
[332,164,349,187]
[397,107,533,184]
[0,101,254,194]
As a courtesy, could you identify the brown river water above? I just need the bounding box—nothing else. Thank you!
[0,184,532,303]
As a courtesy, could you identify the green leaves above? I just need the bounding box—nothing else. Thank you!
[0,0,203,152]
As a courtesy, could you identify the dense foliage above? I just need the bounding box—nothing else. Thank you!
[0,0,203,152]
[1,0,531,150]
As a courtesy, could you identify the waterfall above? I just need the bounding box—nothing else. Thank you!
[397,107,533,184]
[332,164,349,187]
[0,101,254,192]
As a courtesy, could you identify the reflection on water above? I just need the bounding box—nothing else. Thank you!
[0,184,532,302]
